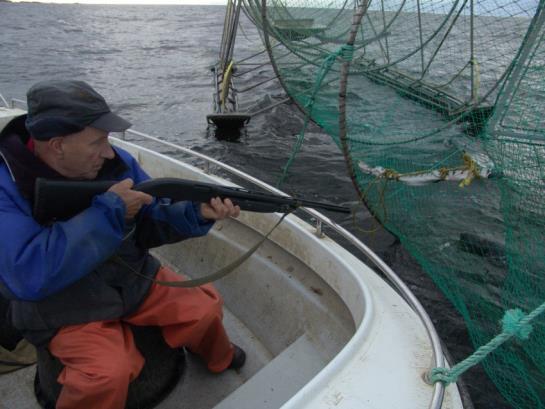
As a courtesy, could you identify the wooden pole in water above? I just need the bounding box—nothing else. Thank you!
[470,0,476,103]
[338,1,369,211]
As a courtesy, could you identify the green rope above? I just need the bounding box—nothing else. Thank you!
[430,302,545,385]
[277,45,354,188]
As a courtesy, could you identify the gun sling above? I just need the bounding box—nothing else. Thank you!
[113,212,291,288]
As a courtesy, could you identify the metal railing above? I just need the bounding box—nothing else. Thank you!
[0,93,10,108]
[9,98,25,108]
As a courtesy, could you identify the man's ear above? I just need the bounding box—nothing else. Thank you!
[48,137,64,158]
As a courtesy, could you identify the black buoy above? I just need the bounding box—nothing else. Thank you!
[207,112,251,130]
[34,326,185,409]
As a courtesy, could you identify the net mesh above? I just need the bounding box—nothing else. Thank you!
[241,0,545,407]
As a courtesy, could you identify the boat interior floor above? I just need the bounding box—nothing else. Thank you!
[160,307,328,409]
[0,303,342,409]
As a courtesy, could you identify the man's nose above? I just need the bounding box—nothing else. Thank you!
[101,144,115,159]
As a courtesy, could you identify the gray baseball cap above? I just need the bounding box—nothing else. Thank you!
[25,80,132,140]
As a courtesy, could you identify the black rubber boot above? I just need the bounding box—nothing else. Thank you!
[228,344,246,370]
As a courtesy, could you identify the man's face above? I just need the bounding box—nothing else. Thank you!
[57,126,115,179]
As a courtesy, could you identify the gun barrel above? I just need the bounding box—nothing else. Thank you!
[295,199,351,214]
[135,178,351,214]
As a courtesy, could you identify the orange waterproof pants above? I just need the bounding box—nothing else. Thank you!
[48,266,234,409]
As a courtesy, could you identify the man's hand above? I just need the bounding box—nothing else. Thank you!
[200,197,240,221]
[108,178,153,219]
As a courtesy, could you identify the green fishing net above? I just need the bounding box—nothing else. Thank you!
[240,0,545,407]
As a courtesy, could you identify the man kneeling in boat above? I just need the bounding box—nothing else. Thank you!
[0,80,245,409]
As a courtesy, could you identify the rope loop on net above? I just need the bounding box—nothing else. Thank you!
[339,44,354,62]
[458,153,479,187]
[429,301,545,386]
[381,168,401,180]
[502,308,533,340]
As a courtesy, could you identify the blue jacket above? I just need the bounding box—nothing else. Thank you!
[0,116,214,345]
